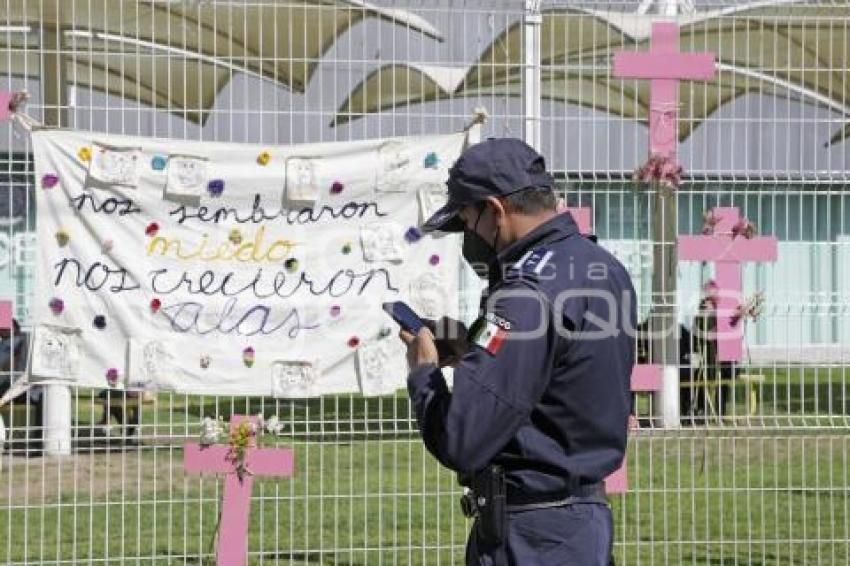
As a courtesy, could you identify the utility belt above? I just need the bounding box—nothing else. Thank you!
[459,466,607,547]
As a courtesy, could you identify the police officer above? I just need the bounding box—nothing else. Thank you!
[400,138,636,565]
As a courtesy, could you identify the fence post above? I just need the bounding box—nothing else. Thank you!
[522,0,542,151]
[41,0,73,456]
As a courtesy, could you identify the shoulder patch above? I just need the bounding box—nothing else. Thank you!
[471,313,510,355]
[513,246,554,276]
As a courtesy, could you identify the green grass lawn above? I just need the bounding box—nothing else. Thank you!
[1,365,849,564]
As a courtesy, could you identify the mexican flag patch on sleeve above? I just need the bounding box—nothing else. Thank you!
[471,313,511,355]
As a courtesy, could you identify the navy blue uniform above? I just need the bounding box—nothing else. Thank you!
[407,213,636,565]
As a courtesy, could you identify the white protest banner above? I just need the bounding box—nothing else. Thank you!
[30,129,467,397]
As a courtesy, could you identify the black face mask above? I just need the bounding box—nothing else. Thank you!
[462,206,499,279]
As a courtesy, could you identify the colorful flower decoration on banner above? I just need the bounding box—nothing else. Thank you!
[77,146,92,162]
[101,239,114,253]
[731,291,765,327]
[105,367,119,386]
[55,229,70,247]
[256,151,271,166]
[429,253,440,266]
[330,180,344,194]
[347,336,361,348]
[404,226,422,243]
[242,347,255,368]
[284,258,299,272]
[423,152,439,169]
[633,152,682,196]
[151,156,167,171]
[150,298,162,313]
[701,209,721,235]
[341,242,353,255]
[145,222,159,237]
[229,229,243,245]
[93,315,107,330]
[731,218,756,240]
[48,297,64,315]
[207,179,225,197]
[41,173,59,189]
[200,355,211,369]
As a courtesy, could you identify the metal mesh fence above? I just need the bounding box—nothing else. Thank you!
[1,0,849,564]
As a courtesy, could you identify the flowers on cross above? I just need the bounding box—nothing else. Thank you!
[226,419,258,481]
[197,414,285,481]
[731,292,765,327]
[701,210,721,235]
[263,415,285,435]
[633,153,682,195]
[732,218,756,240]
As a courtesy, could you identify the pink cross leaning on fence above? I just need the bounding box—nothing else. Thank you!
[604,364,662,493]
[678,207,778,361]
[184,415,295,566]
[560,206,592,235]
[612,22,716,159]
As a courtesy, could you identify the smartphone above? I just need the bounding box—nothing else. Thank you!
[382,301,425,334]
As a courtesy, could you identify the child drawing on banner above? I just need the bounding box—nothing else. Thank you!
[32,327,80,380]
[410,272,445,319]
[165,155,208,203]
[88,143,141,188]
[361,223,404,262]
[357,339,405,395]
[285,158,320,204]
[135,340,169,389]
[377,142,412,192]
[271,361,317,397]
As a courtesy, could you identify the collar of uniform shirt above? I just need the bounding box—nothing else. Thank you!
[495,212,579,268]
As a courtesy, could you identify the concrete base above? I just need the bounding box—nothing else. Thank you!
[43,384,72,456]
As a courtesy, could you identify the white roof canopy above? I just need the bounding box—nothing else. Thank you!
[1,0,442,124]
[333,2,849,144]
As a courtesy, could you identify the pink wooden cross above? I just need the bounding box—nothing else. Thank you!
[678,207,777,361]
[556,201,592,235]
[613,22,716,159]
[0,92,13,121]
[0,300,13,330]
[184,415,295,566]
[564,207,592,235]
[604,364,662,493]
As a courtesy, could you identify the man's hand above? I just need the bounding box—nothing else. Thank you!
[423,317,469,367]
[399,327,439,372]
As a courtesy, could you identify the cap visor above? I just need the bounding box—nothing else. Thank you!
[422,202,465,233]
